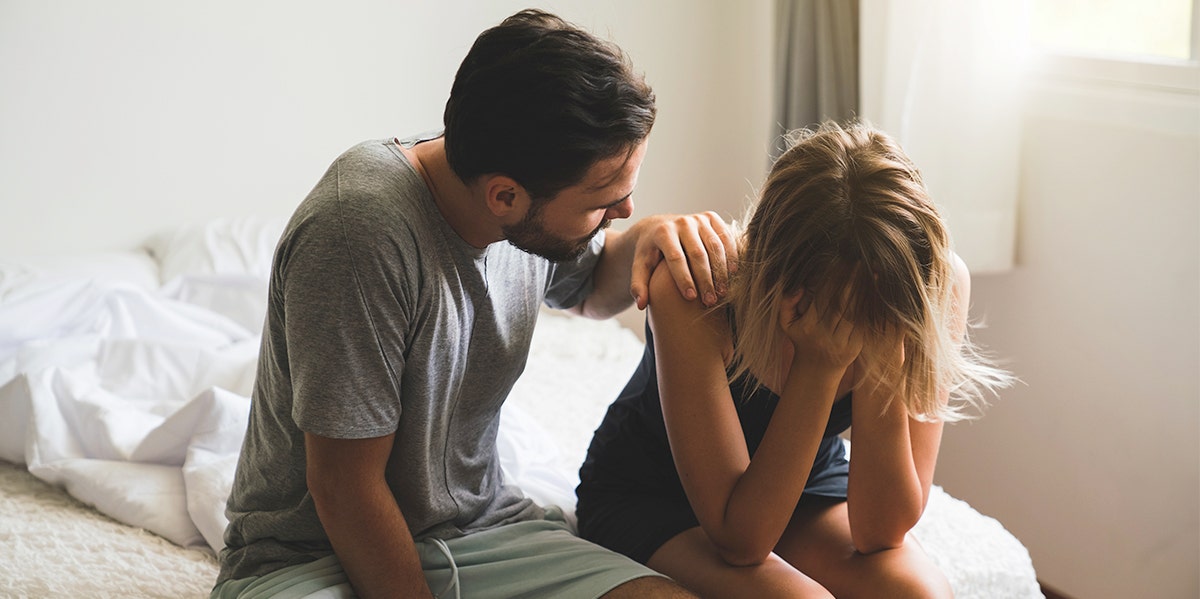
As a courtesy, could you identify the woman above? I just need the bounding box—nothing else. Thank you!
[575,122,1013,598]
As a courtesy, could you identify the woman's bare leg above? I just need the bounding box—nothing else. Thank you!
[774,497,952,599]
[646,527,834,599]
[600,575,697,598]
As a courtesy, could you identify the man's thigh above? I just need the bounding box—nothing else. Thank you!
[421,515,667,598]
[214,513,667,599]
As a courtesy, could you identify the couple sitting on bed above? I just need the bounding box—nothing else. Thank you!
[213,9,1010,599]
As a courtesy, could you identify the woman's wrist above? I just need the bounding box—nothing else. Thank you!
[783,356,845,402]
[788,350,851,382]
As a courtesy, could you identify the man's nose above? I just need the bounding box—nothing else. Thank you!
[606,196,634,220]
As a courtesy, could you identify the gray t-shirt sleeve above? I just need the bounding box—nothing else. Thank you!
[542,229,605,310]
[277,184,411,440]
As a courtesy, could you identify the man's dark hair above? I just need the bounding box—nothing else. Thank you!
[443,9,657,200]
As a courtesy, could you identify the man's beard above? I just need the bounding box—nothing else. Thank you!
[503,203,611,262]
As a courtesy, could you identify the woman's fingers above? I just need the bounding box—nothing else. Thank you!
[803,285,865,365]
[781,289,855,365]
[779,289,807,330]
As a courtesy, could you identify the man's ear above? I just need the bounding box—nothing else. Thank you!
[483,175,529,219]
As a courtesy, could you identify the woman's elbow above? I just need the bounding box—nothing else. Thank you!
[853,537,906,555]
[848,504,923,554]
[851,528,910,555]
[714,540,773,567]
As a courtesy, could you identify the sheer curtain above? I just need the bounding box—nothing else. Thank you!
[858,0,1027,272]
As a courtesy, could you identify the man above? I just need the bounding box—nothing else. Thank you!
[213,9,733,599]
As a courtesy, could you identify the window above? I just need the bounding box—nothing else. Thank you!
[1032,0,1195,61]
[1028,0,1199,92]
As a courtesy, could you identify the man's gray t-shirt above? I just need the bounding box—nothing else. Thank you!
[217,135,604,583]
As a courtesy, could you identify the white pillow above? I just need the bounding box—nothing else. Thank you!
[143,216,286,284]
[0,250,160,299]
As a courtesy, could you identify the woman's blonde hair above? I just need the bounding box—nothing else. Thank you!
[726,121,1012,421]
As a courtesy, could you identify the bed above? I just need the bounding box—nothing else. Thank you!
[0,217,1044,598]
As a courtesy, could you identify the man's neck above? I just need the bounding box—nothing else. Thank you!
[408,138,500,249]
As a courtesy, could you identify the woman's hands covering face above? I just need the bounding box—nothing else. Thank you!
[779,288,865,373]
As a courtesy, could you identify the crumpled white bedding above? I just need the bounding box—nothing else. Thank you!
[0,276,260,552]
[0,220,1043,598]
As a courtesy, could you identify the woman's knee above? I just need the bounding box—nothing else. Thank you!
[650,529,834,599]
[601,575,697,599]
[864,546,953,599]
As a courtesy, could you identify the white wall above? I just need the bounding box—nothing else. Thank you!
[0,0,773,257]
[935,78,1200,598]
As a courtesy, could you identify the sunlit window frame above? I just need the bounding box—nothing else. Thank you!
[1031,0,1200,94]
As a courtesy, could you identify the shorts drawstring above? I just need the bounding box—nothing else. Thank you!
[430,538,461,599]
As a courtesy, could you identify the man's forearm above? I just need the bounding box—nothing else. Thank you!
[570,227,639,320]
[572,212,736,319]
[312,479,434,598]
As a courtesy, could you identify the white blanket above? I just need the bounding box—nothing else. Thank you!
[0,275,258,551]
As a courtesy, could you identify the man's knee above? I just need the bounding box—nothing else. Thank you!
[601,575,697,599]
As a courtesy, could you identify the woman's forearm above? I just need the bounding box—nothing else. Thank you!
[708,365,841,564]
[845,393,927,553]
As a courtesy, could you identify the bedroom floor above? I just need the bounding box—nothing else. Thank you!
[0,461,218,598]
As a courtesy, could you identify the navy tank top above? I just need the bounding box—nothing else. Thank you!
[577,322,853,505]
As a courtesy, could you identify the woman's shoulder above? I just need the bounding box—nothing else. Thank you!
[950,251,971,293]
[646,266,733,359]
[949,251,972,331]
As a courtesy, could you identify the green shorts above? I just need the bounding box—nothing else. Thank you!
[211,508,664,599]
